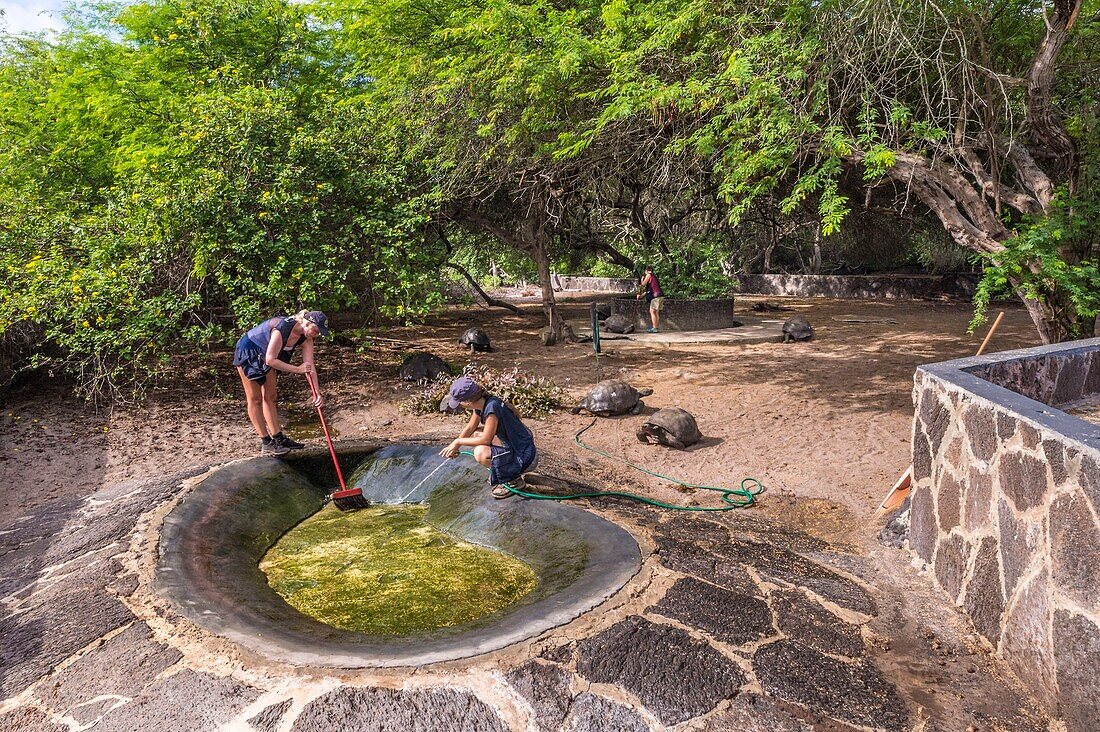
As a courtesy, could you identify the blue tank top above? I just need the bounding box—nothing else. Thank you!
[478,396,535,461]
[245,316,302,359]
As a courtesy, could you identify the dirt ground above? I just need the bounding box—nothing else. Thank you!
[0,294,1041,531]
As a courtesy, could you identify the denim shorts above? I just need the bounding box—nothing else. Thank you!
[488,445,537,485]
[232,336,270,382]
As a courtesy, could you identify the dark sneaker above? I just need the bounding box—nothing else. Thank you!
[261,440,290,456]
[274,433,305,450]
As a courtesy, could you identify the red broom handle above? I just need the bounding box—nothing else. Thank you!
[306,370,346,492]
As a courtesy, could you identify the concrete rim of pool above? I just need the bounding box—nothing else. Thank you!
[156,441,642,668]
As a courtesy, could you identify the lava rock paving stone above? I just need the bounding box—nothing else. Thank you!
[770,589,864,658]
[721,539,877,616]
[753,640,907,731]
[0,495,84,598]
[653,533,757,594]
[560,693,649,732]
[94,669,260,732]
[0,584,134,698]
[0,707,67,732]
[289,686,507,732]
[506,661,573,730]
[575,616,744,726]
[34,621,182,724]
[248,699,294,732]
[538,642,575,665]
[706,693,818,732]
[651,576,774,646]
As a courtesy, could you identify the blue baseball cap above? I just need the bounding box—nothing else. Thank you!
[304,311,329,337]
[446,377,483,409]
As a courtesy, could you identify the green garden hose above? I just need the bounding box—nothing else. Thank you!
[461,418,764,511]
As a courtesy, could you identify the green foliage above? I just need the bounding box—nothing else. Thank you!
[971,195,1100,337]
[0,0,436,396]
[401,364,568,418]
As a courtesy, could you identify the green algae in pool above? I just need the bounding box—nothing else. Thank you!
[259,503,538,635]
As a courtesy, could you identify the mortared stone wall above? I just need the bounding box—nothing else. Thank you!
[910,338,1100,732]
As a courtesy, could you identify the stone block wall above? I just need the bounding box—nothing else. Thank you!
[550,274,637,293]
[910,338,1100,732]
[738,273,979,300]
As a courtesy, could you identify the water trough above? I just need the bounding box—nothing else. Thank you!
[156,442,641,667]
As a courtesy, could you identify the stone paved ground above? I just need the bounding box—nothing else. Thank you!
[0,465,1050,731]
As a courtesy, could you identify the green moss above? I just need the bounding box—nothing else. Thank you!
[260,504,538,635]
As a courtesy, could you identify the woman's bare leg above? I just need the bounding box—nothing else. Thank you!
[237,367,269,438]
[260,370,281,436]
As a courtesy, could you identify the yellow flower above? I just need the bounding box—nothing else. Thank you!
[82,320,91,327]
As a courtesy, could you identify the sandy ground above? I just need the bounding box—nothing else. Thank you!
[0,294,1041,536]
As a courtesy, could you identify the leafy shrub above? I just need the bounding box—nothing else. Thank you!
[400,364,568,418]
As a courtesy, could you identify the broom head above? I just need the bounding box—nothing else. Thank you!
[331,488,371,512]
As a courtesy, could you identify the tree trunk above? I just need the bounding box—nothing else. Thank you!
[532,238,564,343]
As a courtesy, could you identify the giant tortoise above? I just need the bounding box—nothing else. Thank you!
[571,380,653,416]
[636,407,702,450]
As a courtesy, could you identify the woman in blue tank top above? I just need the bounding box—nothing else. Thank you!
[439,376,538,499]
[232,309,330,455]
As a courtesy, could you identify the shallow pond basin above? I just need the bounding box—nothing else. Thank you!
[261,503,537,635]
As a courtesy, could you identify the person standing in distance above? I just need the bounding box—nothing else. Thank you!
[637,265,664,333]
[232,309,329,455]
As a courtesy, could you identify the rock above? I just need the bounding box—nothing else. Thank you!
[721,539,877,616]
[289,686,506,732]
[912,430,933,483]
[879,499,910,549]
[1048,491,1100,612]
[964,466,994,533]
[909,486,937,563]
[652,577,774,646]
[771,589,864,657]
[962,405,998,463]
[576,616,744,726]
[937,472,962,530]
[1042,440,1068,485]
[561,693,647,732]
[0,707,67,732]
[706,694,816,731]
[999,452,1050,511]
[962,537,1005,645]
[0,583,134,698]
[34,622,182,724]
[505,661,572,731]
[934,534,970,603]
[997,498,1040,600]
[95,670,260,732]
[919,392,951,456]
[1053,610,1100,732]
[248,700,293,732]
[753,640,907,731]
[1000,571,1056,710]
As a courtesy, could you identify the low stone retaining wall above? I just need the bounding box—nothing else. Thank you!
[739,273,979,300]
[550,274,637,293]
[611,297,738,332]
[909,338,1100,731]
